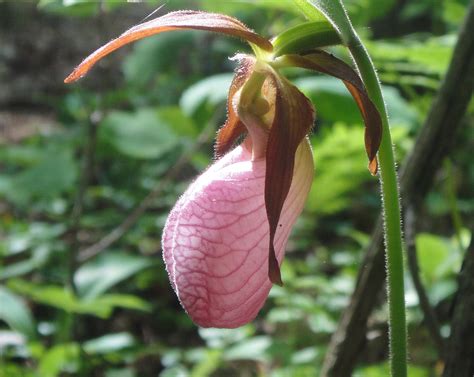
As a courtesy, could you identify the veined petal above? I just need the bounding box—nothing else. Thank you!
[264,73,315,284]
[162,141,313,328]
[283,51,382,175]
[64,10,272,83]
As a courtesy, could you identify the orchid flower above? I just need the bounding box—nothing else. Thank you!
[65,10,382,328]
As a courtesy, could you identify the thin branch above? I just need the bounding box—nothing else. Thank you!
[404,203,445,358]
[77,122,215,264]
[442,237,474,377]
[69,111,100,292]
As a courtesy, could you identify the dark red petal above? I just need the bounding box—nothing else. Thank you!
[285,51,382,175]
[64,10,272,83]
[265,73,315,284]
[215,57,255,158]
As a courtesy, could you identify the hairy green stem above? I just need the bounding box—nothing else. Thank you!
[348,36,407,377]
[295,0,407,372]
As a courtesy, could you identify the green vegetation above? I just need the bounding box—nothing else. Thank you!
[0,0,472,376]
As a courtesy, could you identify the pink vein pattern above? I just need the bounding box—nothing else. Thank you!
[162,142,313,328]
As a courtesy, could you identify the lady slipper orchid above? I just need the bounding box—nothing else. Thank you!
[65,10,382,328]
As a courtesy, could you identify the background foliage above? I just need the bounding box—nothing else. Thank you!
[0,0,472,376]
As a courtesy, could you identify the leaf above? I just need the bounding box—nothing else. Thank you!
[75,252,152,299]
[224,336,272,362]
[0,246,51,280]
[0,147,78,206]
[366,37,454,75]
[296,77,418,128]
[285,50,382,174]
[0,287,37,340]
[7,279,150,319]
[123,31,196,88]
[64,10,272,83]
[38,343,80,377]
[99,108,193,159]
[92,294,151,314]
[292,0,355,44]
[294,76,361,124]
[83,333,136,355]
[272,21,341,57]
[200,0,303,14]
[416,233,462,285]
[180,73,234,117]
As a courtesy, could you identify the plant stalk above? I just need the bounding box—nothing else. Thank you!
[348,36,407,377]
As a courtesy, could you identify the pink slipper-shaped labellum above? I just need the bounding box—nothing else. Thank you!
[162,140,313,328]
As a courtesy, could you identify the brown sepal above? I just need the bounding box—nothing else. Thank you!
[265,73,315,285]
[64,10,272,83]
[214,57,255,158]
[286,51,382,175]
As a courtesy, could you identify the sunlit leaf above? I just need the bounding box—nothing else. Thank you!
[224,336,271,362]
[83,333,136,355]
[7,280,150,319]
[75,252,153,299]
[0,287,37,340]
[180,73,234,117]
[38,343,80,377]
[0,147,77,206]
[99,108,194,159]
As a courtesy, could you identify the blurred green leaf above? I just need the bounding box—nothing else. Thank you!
[307,124,371,214]
[0,361,35,377]
[416,233,462,285]
[38,343,79,377]
[355,362,429,377]
[75,251,153,299]
[224,336,271,362]
[180,73,233,117]
[105,369,137,377]
[190,349,222,377]
[295,77,417,127]
[123,32,196,88]
[0,147,77,206]
[7,279,150,319]
[37,0,125,17]
[0,246,51,280]
[0,287,36,340]
[295,76,362,124]
[99,108,194,159]
[83,332,136,355]
[199,0,302,14]
[366,36,454,75]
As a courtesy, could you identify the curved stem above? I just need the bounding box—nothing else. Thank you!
[348,36,407,377]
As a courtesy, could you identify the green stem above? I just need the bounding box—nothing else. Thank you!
[348,36,407,377]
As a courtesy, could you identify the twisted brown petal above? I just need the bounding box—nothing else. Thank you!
[265,73,315,284]
[285,51,382,175]
[215,57,255,158]
[64,10,272,83]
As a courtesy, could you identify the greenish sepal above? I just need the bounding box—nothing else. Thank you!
[272,21,341,57]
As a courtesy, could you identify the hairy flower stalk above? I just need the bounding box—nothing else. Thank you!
[65,10,382,328]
